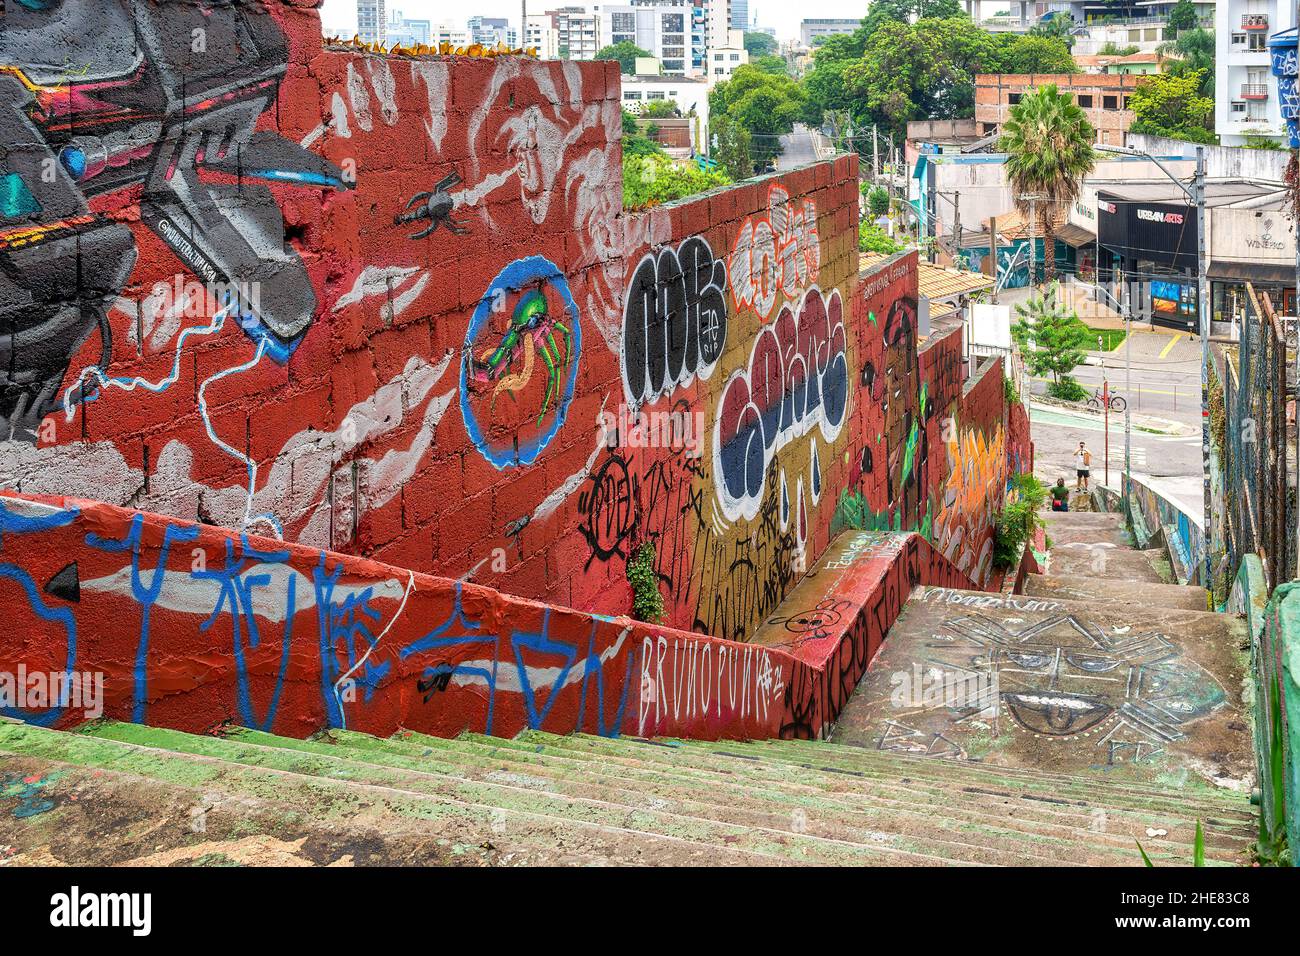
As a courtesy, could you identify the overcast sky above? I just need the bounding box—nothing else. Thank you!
[319,1,876,45]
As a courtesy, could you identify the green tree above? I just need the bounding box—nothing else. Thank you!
[711,115,755,181]
[709,66,807,168]
[1161,27,1214,98]
[859,220,903,254]
[866,185,891,217]
[1010,284,1093,397]
[998,84,1096,283]
[993,33,1079,73]
[1130,69,1215,143]
[1166,0,1198,35]
[751,54,789,76]
[623,152,730,211]
[639,99,681,118]
[863,0,966,34]
[621,108,665,158]
[595,41,653,74]
[744,31,778,57]
[1030,13,1076,48]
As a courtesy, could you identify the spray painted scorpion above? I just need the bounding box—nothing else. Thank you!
[468,288,572,425]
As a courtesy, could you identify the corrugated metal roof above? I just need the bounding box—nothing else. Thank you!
[858,253,992,300]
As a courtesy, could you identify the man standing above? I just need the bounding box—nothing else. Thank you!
[1074,441,1091,491]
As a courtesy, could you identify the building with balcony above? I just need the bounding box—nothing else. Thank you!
[1216,0,1299,144]
[975,73,1141,146]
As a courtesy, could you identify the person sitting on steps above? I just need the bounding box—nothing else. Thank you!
[1051,477,1070,512]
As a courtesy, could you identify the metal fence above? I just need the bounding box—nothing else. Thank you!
[1222,285,1296,592]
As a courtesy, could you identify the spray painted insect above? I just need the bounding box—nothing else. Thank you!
[469,288,572,424]
[396,172,469,238]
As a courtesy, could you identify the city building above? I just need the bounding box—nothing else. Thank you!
[356,0,385,44]
[525,15,562,58]
[601,2,693,75]
[431,23,473,47]
[800,18,863,47]
[385,10,430,46]
[1215,0,1298,145]
[1073,51,1165,74]
[620,70,711,152]
[549,6,601,59]
[975,73,1141,145]
[731,0,749,31]
[1096,179,1286,330]
[467,15,517,48]
[707,29,749,83]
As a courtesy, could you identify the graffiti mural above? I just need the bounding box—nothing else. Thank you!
[0,0,349,439]
[461,256,581,468]
[0,492,788,740]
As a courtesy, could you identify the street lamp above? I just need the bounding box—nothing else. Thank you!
[1097,142,1211,590]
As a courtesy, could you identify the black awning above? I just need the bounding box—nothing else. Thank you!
[1208,260,1297,286]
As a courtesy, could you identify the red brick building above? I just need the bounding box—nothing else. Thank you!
[975,73,1141,146]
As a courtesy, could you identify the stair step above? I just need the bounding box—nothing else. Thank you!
[72,721,978,866]
[0,722,797,867]
[321,728,1238,862]
[1023,574,1209,610]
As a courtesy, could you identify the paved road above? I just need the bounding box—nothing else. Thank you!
[1027,330,1206,417]
[1029,402,1203,491]
[776,124,820,170]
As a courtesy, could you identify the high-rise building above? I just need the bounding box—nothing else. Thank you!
[386,9,430,46]
[468,16,519,48]
[357,0,386,44]
[730,0,748,31]
[1216,0,1297,145]
[800,18,862,47]
[601,2,692,75]
[547,7,602,59]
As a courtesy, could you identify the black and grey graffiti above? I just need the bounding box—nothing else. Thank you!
[621,236,727,407]
[0,0,350,438]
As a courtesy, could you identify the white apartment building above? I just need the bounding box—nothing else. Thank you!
[601,2,693,75]
[1216,0,1297,144]
[468,16,518,48]
[356,0,386,43]
[707,29,748,83]
[523,16,561,57]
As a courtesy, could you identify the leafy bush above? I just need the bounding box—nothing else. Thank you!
[626,542,664,623]
[1047,377,1089,403]
[865,185,890,217]
[623,152,730,211]
[993,472,1048,570]
[859,220,904,254]
[1004,374,1021,407]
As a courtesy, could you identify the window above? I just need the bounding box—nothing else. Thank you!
[612,12,634,32]
[1232,32,1247,45]
[730,53,740,61]
[1250,33,1268,51]
[624,91,642,100]
[1103,95,1118,109]
[1008,93,1022,104]
[1232,101,1247,113]
[1077,94,1093,107]
[647,91,665,99]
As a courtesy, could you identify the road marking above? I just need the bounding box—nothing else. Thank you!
[1157,333,1183,359]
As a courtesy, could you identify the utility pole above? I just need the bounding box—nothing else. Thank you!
[872,125,879,185]
[1025,195,1037,288]
[1195,145,1212,589]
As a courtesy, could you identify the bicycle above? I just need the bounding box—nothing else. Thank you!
[1086,388,1126,413]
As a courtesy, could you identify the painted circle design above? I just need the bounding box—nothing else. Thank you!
[460,256,581,469]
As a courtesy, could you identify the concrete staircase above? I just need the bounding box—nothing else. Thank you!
[0,718,1254,866]
[0,510,1256,867]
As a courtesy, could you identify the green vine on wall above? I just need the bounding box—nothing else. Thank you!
[627,541,665,623]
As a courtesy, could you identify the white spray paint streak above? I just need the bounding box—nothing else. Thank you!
[346,61,374,133]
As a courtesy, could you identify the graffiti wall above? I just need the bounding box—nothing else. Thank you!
[0,492,795,740]
[0,1,1030,747]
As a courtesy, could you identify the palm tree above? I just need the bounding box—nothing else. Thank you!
[998,84,1096,284]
